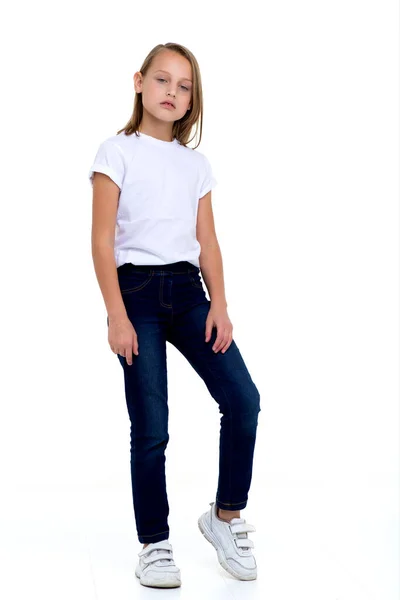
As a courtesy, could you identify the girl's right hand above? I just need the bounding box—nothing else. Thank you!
[108,316,139,365]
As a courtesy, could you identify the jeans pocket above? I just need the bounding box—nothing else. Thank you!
[119,270,154,294]
[189,270,203,289]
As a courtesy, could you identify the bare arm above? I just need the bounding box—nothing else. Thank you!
[91,172,127,323]
[196,191,228,309]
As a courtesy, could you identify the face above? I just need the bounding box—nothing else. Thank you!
[134,51,193,122]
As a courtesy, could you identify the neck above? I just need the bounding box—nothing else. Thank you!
[139,110,174,142]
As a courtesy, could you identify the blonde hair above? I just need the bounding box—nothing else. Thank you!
[116,43,205,149]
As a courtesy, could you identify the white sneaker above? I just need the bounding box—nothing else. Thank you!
[198,501,257,580]
[135,540,181,588]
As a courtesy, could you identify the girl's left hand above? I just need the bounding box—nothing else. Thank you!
[205,303,233,354]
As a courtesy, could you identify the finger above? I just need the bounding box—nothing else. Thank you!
[221,333,233,354]
[126,347,133,366]
[212,329,224,352]
[216,330,232,353]
[205,320,213,342]
[212,328,229,352]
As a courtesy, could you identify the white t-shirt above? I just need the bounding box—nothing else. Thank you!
[88,131,217,268]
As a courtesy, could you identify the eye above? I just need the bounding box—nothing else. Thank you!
[157,78,166,83]
[181,85,189,91]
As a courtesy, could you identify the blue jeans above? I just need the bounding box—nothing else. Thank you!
[110,260,261,544]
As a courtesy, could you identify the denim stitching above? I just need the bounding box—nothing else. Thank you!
[189,273,203,289]
[120,270,154,294]
[139,529,170,538]
[216,499,247,506]
[159,272,172,308]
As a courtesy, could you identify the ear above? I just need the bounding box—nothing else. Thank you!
[133,71,143,93]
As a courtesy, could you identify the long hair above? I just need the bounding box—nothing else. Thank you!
[116,43,204,149]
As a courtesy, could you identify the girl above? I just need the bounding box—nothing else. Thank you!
[89,42,261,588]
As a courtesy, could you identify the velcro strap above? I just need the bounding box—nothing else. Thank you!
[143,551,174,565]
[235,538,255,549]
[230,522,256,535]
[138,541,172,557]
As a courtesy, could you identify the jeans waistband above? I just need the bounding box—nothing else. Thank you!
[117,261,199,274]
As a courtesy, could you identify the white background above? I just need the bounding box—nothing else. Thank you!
[1,1,398,599]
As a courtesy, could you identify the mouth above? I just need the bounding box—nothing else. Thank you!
[160,101,175,109]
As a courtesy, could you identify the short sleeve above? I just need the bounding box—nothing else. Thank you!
[88,139,125,190]
[199,154,218,199]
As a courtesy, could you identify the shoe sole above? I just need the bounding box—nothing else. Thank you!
[198,513,257,581]
[135,567,181,588]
